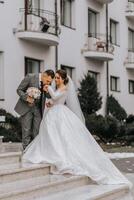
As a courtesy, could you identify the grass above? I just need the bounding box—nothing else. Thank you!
[100,143,134,153]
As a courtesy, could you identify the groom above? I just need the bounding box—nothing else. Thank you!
[14,70,55,150]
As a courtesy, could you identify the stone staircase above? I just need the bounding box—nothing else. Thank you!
[0,150,131,200]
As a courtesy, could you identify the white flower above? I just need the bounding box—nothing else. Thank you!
[26,87,41,99]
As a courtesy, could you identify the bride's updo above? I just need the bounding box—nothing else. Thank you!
[56,69,69,85]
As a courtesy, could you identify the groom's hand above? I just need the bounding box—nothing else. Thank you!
[43,85,49,93]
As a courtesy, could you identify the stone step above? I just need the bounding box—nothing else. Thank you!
[36,184,130,200]
[0,175,90,200]
[0,152,22,165]
[0,163,50,184]
[0,143,22,153]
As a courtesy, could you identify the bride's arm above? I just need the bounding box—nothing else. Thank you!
[47,86,64,100]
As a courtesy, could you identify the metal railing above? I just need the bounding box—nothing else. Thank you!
[127,50,134,63]
[17,8,59,36]
[84,33,114,54]
[126,1,134,12]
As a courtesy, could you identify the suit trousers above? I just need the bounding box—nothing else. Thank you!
[20,105,42,150]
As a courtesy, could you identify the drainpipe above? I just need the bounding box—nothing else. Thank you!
[55,0,58,71]
[24,0,28,31]
[106,3,109,115]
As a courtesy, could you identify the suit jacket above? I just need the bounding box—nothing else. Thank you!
[14,73,46,117]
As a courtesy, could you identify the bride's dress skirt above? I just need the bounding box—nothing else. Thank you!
[23,105,132,188]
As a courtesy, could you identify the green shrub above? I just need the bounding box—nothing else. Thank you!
[0,108,22,142]
[85,114,119,143]
[107,95,127,121]
[78,73,102,115]
[126,114,134,124]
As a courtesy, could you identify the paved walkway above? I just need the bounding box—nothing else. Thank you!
[112,157,134,173]
[112,157,134,199]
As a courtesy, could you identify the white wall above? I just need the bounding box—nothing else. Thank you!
[1,0,134,116]
[0,0,56,115]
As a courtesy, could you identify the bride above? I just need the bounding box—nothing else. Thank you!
[23,69,132,188]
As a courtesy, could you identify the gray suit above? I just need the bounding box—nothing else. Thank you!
[14,73,46,149]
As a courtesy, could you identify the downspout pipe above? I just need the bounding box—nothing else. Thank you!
[106,3,109,115]
[55,0,58,71]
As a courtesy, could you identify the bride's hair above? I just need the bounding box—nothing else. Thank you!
[56,69,69,85]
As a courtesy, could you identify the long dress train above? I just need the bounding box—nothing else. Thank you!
[23,86,132,188]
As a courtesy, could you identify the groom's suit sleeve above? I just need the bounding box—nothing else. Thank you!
[17,74,30,102]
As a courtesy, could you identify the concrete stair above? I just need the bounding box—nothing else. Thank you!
[0,163,50,184]
[0,152,22,165]
[37,184,130,200]
[0,151,131,200]
[0,175,90,200]
[0,142,22,153]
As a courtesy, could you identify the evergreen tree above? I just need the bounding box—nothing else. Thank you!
[78,73,102,115]
[107,95,127,121]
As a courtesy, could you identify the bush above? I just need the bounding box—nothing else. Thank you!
[85,114,119,143]
[0,109,22,142]
[78,73,102,115]
[107,95,127,121]
[126,114,134,124]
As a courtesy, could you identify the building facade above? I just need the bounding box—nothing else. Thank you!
[0,0,134,116]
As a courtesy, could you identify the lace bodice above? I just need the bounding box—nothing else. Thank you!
[48,86,67,105]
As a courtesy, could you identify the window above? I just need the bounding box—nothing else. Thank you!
[0,52,4,100]
[110,76,120,92]
[128,29,134,52]
[28,0,40,10]
[89,71,98,82]
[88,71,100,90]
[88,9,97,37]
[60,0,75,28]
[129,80,134,94]
[61,65,74,78]
[25,57,41,75]
[28,0,40,15]
[110,19,119,45]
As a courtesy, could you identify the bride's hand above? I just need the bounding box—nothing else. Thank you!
[45,99,53,108]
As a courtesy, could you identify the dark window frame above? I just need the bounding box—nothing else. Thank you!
[61,64,74,78]
[88,8,97,38]
[128,28,134,52]
[129,80,134,94]
[88,70,99,82]
[25,57,41,76]
[110,76,120,92]
[60,0,75,29]
[110,19,119,46]
[28,0,40,16]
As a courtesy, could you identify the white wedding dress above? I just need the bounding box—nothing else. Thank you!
[23,86,132,188]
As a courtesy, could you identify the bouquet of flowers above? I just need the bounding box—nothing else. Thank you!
[26,87,41,100]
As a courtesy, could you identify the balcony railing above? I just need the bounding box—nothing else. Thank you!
[126,1,134,19]
[95,0,113,4]
[125,50,134,69]
[85,33,114,53]
[17,8,59,36]
[126,50,134,63]
[83,33,114,61]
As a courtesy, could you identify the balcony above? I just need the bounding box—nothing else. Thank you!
[125,50,134,69]
[16,8,59,46]
[82,33,114,61]
[126,1,134,20]
[95,0,114,4]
